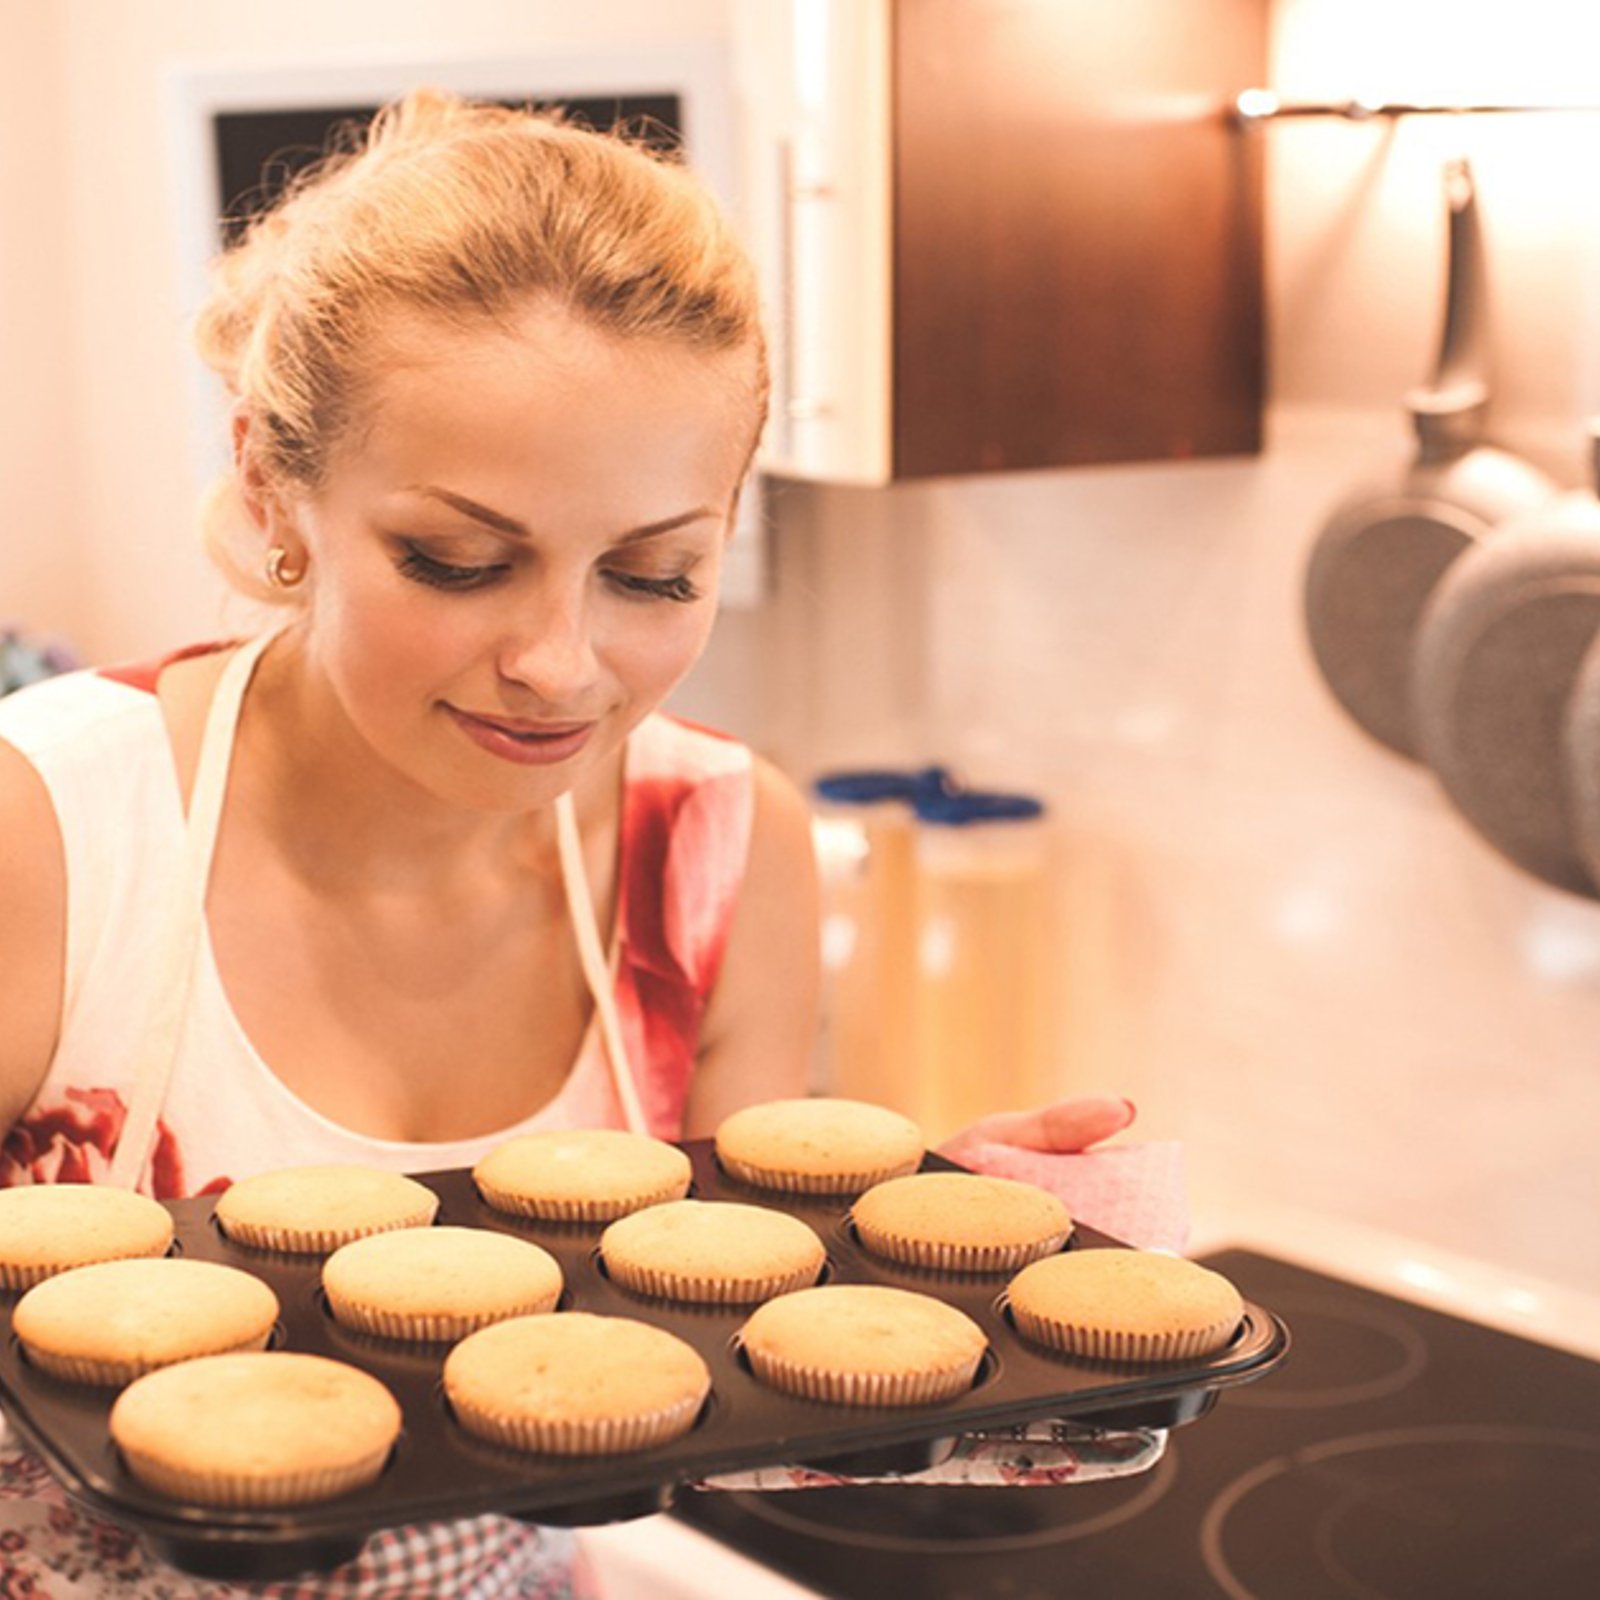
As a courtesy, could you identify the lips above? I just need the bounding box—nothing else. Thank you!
[444,705,597,767]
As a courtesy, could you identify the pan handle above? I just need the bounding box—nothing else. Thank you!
[1408,157,1492,459]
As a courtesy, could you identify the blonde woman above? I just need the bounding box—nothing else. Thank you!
[0,93,1134,1595]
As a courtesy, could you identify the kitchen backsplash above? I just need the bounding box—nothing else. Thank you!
[672,403,1600,1299]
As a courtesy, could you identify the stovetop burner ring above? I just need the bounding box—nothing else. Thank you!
[1199,1424,1600,1600]
[1221,1290,1428,1410]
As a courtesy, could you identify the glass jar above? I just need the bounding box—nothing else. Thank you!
[910,791,1051,1143]
[809,769,949,1110]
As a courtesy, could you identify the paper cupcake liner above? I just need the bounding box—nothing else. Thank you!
[120,1445,391,1506]
[325,1292,560,1343]
[1009,1306,1242,1364]
[853,1222,1072,1275]
[452,1391,704,1456]
[22,1330,273,1388]
[717,1155,921,1197]
[216,1209,436,1255]
[474,1178,688,1224]
[0,1241,170,1291]
[604,1257,821,1305]
[745,1346,981,1407]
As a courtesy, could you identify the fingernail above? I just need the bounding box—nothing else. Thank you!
[1121,1098,1138,1121]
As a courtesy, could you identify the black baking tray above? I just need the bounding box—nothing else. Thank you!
[0,1145,1287,1579]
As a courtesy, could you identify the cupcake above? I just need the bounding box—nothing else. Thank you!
[851,1171,1072,1274]
[14,1258,279,1385]
[473,1130,691,1223]
[109,1351,401,1507]
[213,1166,438,1254]
[444,1312,710,1455]
[0,1185,174,1290]
[714,1098,925,1196]
[739,1284,987,1406]
[1006,1249,1245,1363]
[322,1226,563,1342]
[600,1200,826,1305]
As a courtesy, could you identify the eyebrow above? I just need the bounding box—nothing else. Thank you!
[406,485,721,545]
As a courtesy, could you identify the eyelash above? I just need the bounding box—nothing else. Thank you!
[396,547,506,592]
[395,544,702,604]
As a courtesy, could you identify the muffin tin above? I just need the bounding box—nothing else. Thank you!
[0,1146,1288,1579]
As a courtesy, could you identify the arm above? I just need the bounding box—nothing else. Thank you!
[681,756,820,1137]
[0,738,67,1135]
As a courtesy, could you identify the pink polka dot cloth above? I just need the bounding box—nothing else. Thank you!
[942,1138,1190,1255]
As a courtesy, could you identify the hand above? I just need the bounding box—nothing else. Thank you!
[939,1094,1136,1158]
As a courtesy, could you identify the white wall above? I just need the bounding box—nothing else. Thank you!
[1266,0,1600,467]
[0,3,77,645]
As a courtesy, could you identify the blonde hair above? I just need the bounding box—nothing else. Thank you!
[195,90,767,601]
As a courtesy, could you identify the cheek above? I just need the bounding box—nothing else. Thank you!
[603,603,718,700]
[308,566,472,711]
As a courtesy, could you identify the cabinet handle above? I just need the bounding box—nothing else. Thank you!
[778,137,836,450]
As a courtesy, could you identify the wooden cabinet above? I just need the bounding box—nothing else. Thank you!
[733,0,1267,483]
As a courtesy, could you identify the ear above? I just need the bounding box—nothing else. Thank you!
[231,404,275,534]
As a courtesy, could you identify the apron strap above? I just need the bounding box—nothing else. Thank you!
[109,630,279,1189]
[556,789,647,1135]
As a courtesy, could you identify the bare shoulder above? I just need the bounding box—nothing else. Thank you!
[684,753,820,1136]
[155,649,233,810]
[0,736,67,1130]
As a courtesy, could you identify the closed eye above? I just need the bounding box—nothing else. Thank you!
[395,544,509,591]
[607,570,702,604]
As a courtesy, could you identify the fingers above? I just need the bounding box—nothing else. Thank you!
[959,1095,1137,1154]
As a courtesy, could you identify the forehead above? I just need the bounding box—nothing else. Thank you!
[329,301,759,517]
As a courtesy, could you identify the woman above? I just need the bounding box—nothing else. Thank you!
[0,93,1133,1595]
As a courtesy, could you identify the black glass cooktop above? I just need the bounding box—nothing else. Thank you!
[674,1249,1600,1599]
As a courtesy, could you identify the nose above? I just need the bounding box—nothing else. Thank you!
[496,579,601,709]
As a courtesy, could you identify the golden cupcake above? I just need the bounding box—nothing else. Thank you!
[714,1098,924,1196]
[110,1351,401,1507]
[444,1312,710,1455]
[852,1171,1072,1274]
[473,1130,692,1223]
[322,1225,563,1342]
[600,1200,826,1304]
[213,1165,438,1254]
[1006,1249,1244,1363]
[14,1258,278,1386]
[0,1184,174,1290]
[739,1284,986,1406]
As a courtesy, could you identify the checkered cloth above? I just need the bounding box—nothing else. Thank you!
[696,1420,1167,1491]
[0,1428,595,1599]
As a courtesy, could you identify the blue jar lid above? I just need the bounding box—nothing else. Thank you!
[912,790,1045,826]
[811,766,955,806]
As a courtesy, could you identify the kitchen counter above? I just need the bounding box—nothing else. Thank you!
[580,1200,1600,1598]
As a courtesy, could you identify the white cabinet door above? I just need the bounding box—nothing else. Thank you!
[733,0,893,483]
